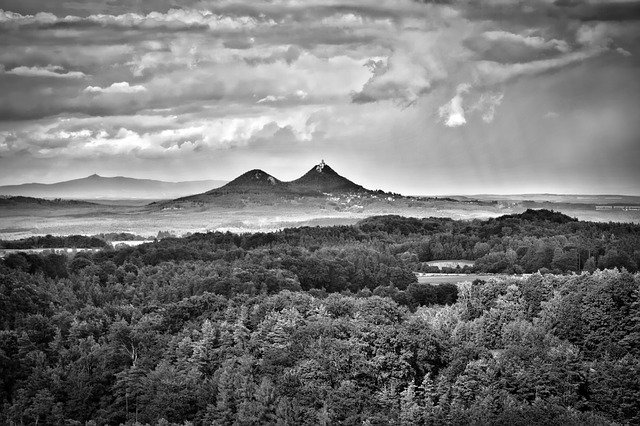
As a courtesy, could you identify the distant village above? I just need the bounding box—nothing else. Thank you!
[595,205,640,211]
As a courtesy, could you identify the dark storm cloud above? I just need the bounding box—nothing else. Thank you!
[0,0,204,17]
[556,0,640,21]
[451,0,640,24]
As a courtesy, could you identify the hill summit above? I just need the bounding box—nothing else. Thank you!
[289,160,366,194]
[206,169,288,194]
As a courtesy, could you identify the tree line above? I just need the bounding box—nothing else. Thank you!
[0,209,639,424]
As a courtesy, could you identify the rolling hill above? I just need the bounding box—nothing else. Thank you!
[0,174,227,200]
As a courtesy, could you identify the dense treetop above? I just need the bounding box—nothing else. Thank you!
[0,210,639,424]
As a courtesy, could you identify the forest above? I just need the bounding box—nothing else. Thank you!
[1,209,639,425]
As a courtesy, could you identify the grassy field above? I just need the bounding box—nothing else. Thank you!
[416,273,522,284]
[425,260,475,269]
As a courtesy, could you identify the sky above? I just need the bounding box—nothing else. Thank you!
[0,0,639,195]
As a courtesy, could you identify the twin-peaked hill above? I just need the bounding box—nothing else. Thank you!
[173,161,372,204]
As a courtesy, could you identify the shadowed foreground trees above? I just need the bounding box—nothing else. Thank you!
[0,264,638,424]
[0,211,639,424]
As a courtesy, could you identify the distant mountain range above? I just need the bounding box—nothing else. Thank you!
[177,161,372,203]
[0,174,227,200]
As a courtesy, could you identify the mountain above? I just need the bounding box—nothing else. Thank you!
[288,161,367,194]
[175,161,372,204]
[205,169,290,195]
[0,174,227,200]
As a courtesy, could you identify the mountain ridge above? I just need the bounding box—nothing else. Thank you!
[0,175,227,200]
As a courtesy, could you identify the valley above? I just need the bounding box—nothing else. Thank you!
[4,193,638,240]
[1,162,639,240]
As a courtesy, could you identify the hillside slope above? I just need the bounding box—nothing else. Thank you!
[206,169,290,195]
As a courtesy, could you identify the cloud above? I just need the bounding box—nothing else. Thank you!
[4,64,87,78]
[0,0,638,182]
[84,82,147,94]
[437,84,504,126]
[616,47,632,57]
[473,50,600,86]
[247,122,302,148]
[472,91,504,123]
[457,0,640,24]
[351,32,449,106]
[0,4,458,117]
[244,46,302,66]
[438,83,470,127]
[256,90,308,104]
[483,31,569,52]
[0,8,268,31]
[257,95,286,104]
[465,30,571,64]
[353,59,430,105]
[577,23,614,48]
[556,0,640,22]
[0,104,324,159]
[0,9,57,26]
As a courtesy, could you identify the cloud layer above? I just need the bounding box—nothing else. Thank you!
[0,0,638,194]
